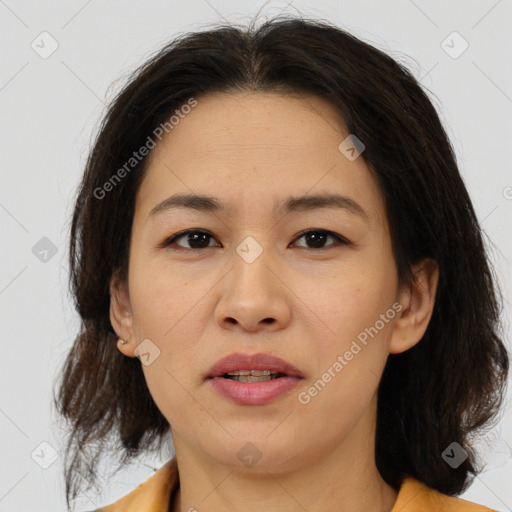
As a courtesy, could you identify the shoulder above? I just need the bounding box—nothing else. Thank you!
[393,476,498,512]
[83,458,179,512]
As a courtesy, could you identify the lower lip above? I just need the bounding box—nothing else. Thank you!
[208,376,303,405]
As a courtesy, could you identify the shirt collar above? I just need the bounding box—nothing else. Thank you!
[97,458,494,512]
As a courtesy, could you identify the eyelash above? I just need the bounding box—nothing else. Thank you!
[161,229,350,251]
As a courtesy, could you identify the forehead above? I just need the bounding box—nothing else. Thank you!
[151,90,347,154]
[135,91,385,226]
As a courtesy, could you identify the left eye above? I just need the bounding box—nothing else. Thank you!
[292,229,349,249]
[162,229,349,251]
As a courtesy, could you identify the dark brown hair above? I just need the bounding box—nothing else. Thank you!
[53,14,510,510]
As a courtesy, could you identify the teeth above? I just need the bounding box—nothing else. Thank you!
[219,370,287,382]
[227,375,278,382]
[222,370,283,382]
[225,370,275,376]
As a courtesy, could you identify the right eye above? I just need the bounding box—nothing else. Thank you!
[162,229,220,251]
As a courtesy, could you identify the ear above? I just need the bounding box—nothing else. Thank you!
[389,258,439,354]
[110,269,136,357]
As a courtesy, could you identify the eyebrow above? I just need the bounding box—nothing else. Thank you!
[147,192,369,222]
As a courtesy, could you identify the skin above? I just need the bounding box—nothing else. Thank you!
[110,90,439,512]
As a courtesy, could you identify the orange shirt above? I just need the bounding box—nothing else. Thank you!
[89,458,497,511]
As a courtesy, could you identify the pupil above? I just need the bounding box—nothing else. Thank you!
[188,233,209,249]
[306,231,326,248]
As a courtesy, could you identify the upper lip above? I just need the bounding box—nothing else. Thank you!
[206,352,304,379]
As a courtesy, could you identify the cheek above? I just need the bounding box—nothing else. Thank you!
[300,263,397,390]
[128,254,196,336]
[128,256,207,376]
[294,302,396,436]
[305,261,395,336]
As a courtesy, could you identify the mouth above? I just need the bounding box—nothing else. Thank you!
[206,352,304,405]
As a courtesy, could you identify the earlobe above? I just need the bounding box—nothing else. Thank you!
[109,269,135,354]
[389,258,439,354]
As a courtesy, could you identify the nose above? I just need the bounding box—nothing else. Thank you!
[214,245,292,333]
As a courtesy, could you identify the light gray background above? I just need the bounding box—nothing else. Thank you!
[1,0,511,511]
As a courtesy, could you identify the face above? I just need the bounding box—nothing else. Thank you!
[111,90,436,473]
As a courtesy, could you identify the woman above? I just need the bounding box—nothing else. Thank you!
[54,15,509,512]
